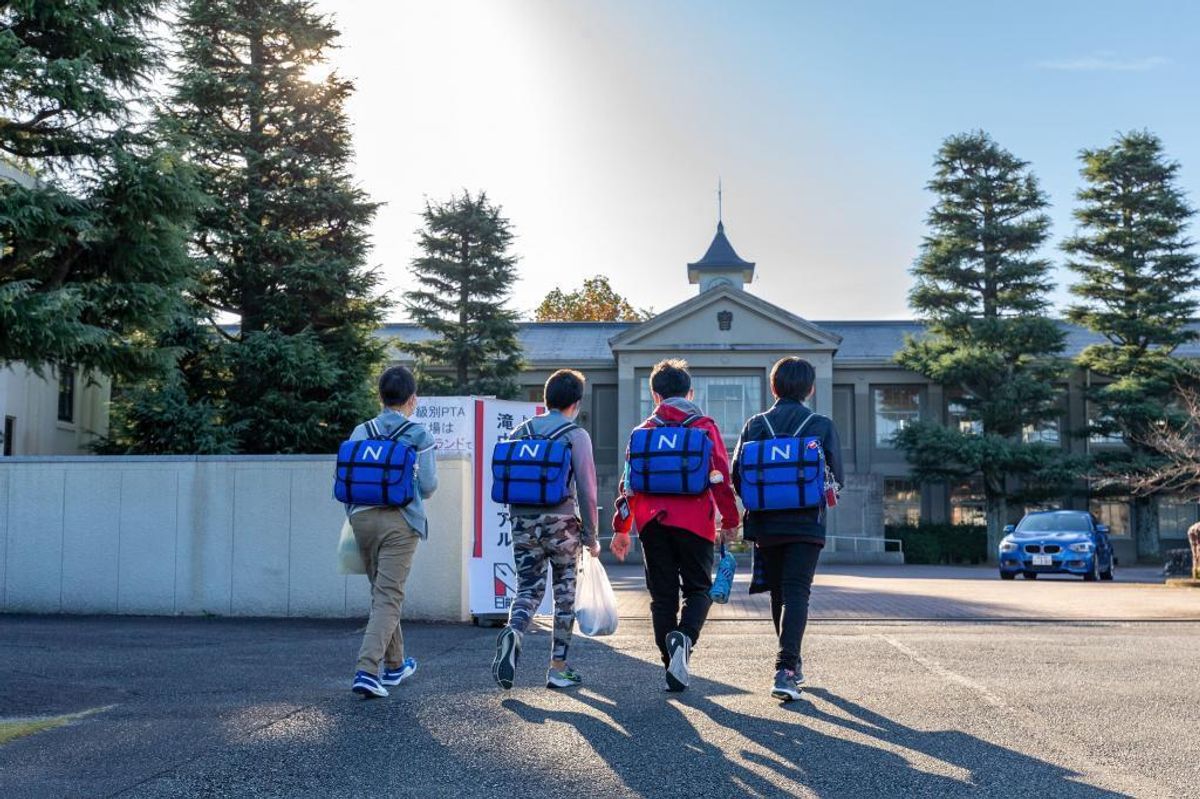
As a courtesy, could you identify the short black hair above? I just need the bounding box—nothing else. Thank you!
[544,369,585,410]
[650,358,691,399]
[378,365,417,407]
[771,357,815,401]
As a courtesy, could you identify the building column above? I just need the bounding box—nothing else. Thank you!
[813,353,833,418]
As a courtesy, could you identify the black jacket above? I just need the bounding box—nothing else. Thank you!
[731,398,845,545]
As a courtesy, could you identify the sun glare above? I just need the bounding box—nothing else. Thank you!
[302,59,334,84]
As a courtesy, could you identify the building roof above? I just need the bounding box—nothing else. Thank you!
[380,318,1200,367]
[379,322,634,365]
[686,221,756,285]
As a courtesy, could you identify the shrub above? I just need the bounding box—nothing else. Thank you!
[886,523,988,565]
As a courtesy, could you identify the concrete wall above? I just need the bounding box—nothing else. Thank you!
[0,454,473,621]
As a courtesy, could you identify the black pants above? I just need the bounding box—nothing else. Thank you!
[640,520,714,667]
[758,541,821,672]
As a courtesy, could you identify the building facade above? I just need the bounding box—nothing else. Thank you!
[385,222,1200,563]
[0,364,110,457]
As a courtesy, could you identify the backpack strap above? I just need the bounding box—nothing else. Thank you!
[760,413,777,438]
[386,420,416,441]
[545,421,578,441]
[651,413,701,428]
[365,419,382,439]
[793,413,817,438]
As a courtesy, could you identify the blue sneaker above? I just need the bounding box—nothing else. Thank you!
[381,657,417,687]
[771,668,805,702]
[351,670,388,698]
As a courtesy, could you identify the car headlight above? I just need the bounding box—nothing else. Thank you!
[1068,542,1093,553]
[999,541,1017,553]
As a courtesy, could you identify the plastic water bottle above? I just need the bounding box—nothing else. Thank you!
[710,543,736,604]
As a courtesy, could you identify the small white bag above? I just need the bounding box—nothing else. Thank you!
[336,519,366,575]
[575,550,619,636]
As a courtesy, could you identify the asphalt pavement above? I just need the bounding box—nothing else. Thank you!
[2,573,1199,798]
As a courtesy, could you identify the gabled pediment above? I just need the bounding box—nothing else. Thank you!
[610,286,842,352]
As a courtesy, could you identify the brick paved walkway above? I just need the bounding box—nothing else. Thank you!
[608,562,1200,622]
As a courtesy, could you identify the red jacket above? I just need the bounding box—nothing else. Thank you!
[612,400,740,542]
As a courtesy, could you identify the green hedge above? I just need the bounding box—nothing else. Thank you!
[886,523,988,565]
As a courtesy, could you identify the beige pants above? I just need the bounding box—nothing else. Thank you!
[351,508,420,674]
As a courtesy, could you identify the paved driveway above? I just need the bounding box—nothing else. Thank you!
[610,563,1200,622]
[2,614,1198,798]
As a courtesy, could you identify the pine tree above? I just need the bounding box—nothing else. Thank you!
[403,191,523,398]
[535,275,648,321]
[896,131,1075,558]
[0,1,197,379]
[113,0,387,454]
[1063,130,1199,559]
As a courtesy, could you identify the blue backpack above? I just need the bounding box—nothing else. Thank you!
[626,414,713,495]
[333,419,419,507]
[491,420,577,505]
[737,413,825,511]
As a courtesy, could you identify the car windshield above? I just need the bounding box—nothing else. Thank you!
[1016,512,1092,533]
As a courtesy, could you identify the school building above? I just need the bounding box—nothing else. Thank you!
[385,220,1200,564]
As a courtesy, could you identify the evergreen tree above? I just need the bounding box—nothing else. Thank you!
[0,1,196,379]
[896,131,1075,558]
[403,191,523,398]
[535,275,648,321]
[1063,130,1199,558]
[114,0,387,454]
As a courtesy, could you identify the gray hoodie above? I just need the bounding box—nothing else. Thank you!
[345,408,439,538]
[507,409,599,546]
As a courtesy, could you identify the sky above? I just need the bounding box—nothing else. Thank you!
[311,0,1200,321]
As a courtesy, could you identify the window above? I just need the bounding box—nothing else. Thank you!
[2,416,13,456]
[639,374,763,448]
[950,477,986,526]
[1087,410,1123,446]
[1157,496,1197,539]
[1090,499,1130,537]
[946,393,982,435]
[883,478,920,526]
[1023,418,1061,445]
[57,367,76,423]
[832,385,855,463]
[874,386,920,447]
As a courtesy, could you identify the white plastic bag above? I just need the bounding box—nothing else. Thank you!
[575,550,619,636]
[336,519,366,575]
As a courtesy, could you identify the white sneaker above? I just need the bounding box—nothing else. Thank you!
[665,631,691,692]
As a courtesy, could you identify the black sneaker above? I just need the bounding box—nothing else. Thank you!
[771,668,805,702]
[665,631,692,692]
[492,627,520,690]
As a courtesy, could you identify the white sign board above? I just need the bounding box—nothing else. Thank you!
[414,395,549,618]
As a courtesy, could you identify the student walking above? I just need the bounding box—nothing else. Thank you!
[610,359,740,692]
[492,369,600,690]
[731,357,843,702]
[341,366,438,699]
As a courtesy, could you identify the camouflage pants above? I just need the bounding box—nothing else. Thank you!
[507,513,582,662]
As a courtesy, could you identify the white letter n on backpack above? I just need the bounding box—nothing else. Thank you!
[657,433,678,450]
[518,443,541,458]
[362,444,385,462]
[769,443,792,461]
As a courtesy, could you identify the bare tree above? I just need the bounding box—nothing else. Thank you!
[1114,383,1200,577]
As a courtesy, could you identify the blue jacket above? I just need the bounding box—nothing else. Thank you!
[346,408,439,538]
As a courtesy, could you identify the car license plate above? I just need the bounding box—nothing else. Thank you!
[1032,554,1053,566]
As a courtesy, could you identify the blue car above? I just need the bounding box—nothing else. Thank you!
[998,510,1116,581]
